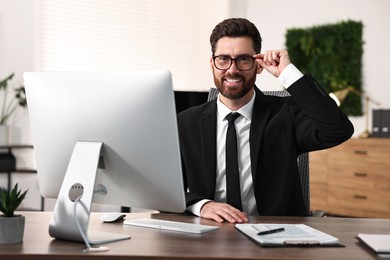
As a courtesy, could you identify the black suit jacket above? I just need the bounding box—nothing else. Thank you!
[177,75,354,216]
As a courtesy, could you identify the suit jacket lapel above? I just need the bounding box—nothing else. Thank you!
[250,87,272,183]
[199,100,218,196]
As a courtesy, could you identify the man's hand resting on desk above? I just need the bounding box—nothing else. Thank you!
[200,201,249,223]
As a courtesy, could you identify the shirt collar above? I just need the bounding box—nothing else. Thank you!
[217,91,256,121]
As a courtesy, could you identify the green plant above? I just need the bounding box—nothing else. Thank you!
[0,73,27,125]
[0,183,28,217]
[286,20,363,116]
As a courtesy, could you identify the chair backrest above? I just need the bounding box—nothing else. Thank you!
[207,88,310,214]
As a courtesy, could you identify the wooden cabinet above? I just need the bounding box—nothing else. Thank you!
[310,138,390,218]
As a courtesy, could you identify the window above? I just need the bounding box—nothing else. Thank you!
[38,0,231,91]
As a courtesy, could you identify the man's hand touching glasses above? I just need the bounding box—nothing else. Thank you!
[254,50,291,78]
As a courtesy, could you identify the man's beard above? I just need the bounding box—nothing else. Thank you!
[213,71,256,100]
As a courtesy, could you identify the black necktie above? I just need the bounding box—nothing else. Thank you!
[225,112,242,210]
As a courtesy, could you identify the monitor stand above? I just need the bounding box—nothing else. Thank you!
[49,141,131,249]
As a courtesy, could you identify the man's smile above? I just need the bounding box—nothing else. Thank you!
[223,77,244,87]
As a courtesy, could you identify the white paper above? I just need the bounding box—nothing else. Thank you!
[235,223,340,246]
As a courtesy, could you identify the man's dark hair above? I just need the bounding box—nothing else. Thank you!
[210,18,262,55]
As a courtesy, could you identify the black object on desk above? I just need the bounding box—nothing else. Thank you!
[257,227,285,236]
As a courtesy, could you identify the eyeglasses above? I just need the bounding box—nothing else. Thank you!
[212,55,256,71]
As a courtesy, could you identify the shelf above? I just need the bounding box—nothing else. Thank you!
[0,145,43,211]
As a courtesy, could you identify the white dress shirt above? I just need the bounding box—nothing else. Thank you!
[187,64,303,216]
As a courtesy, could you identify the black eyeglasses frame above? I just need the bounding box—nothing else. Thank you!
[212,55,256,71]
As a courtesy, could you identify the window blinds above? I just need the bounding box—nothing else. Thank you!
[38,0,230,91]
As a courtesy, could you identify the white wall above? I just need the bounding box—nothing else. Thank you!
[0,0,41,210]
[245,0,390,136]
[1,0,389,210]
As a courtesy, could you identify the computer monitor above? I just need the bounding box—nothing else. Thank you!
[23,71,186,246]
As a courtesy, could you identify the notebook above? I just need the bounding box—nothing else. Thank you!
[356,234,390,256]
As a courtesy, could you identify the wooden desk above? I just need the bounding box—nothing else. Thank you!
[1,211,389,260]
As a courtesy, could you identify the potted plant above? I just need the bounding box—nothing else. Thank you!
[0,73,27,145]
[0,183,28,244]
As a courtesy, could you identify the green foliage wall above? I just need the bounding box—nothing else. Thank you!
[286,20,363,116]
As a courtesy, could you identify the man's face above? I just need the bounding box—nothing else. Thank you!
[210,36,262,100]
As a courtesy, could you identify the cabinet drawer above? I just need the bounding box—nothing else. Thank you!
[329,140,390,164]
[328,163,390,191]
[310,182,327,209]
[310,138,390,218]
[328,185,390,215]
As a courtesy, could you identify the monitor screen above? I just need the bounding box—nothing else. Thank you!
[23,71,186,244]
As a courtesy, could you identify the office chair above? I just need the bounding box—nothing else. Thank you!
[207,88,324,217]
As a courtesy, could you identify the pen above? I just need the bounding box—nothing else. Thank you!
[257,227,285,236]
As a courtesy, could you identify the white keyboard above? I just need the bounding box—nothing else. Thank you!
[124,218,219,234]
